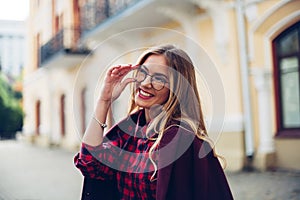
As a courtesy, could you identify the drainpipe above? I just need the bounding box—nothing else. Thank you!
[235,0,255,163]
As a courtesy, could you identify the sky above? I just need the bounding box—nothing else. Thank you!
[0,0,29,21]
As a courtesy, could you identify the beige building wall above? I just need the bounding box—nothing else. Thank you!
[23,0,83,149]
[195,7,245,171]
[247,0,300,170]
[23,0,300,171]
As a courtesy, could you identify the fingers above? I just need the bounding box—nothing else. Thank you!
[118,78,136,91]
[108,64,138,79]
[104,65,138,101]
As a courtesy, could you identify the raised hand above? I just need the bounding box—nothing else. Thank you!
[98,64,138,103]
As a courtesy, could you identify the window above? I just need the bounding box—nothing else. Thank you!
[80,88,86,135]
[36,100,41,135]
[273,21,300,137]
[60,94,66,137]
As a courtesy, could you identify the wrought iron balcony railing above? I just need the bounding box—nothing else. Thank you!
[80,0,142,35]
[39,28,90,66]
[39,1,143,66]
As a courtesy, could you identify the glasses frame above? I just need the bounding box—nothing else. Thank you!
[134,65,169,91]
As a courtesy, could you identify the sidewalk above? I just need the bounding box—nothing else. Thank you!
[0,140,83,200]
[226,170,300,200]
[0,139,299,200]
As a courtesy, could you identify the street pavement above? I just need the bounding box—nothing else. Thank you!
[226,170,300,200]
[0,139,299,200]
[0,140,82,200]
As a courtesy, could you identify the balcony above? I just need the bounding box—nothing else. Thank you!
[80,0,143,35]
[79,0,192,46]
[39,28,91,68]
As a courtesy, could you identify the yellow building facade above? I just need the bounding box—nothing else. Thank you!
[23,0,300,172]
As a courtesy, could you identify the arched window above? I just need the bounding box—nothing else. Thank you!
[35,100,41,135]
[80,88,86,135]
[60,94,66,137]
[273,21,300,137]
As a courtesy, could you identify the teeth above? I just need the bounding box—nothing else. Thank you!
[140,89,152,97]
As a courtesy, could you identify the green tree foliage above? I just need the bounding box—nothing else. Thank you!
[0,73,23,138]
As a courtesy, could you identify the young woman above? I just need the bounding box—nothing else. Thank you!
[74,44,233,200]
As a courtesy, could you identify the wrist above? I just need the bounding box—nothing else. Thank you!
[92,116,107,129]
[93,99,110,121]
[96,98,111,107]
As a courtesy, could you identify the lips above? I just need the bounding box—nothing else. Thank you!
[138,88,154,99]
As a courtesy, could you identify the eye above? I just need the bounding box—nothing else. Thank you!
[139,68,147,74]
[135,68,147,82]
[152,75,167,84]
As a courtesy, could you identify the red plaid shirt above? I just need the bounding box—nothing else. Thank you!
[74,110,158,200]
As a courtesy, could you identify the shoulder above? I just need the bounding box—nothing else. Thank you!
[163,120,214,156]
[163,119,195,138]
[160,121,195,148]
[192,136,215,159]
[158,121,196,162]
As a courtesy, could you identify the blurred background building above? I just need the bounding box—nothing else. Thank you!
[0,19,26,139]
[0,20,26,79]
[22,0,300,172]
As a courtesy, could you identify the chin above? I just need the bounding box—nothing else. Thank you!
[135,101,151,109]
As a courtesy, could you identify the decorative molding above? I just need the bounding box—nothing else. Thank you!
[206,114,244,133]
[248,2,300,63]
[245,3,258,23]
[265,10,300,39]
[250,10,300,70]
[251,0,292,32]
[251,67,275,153]
[191,0,230,64]
[157,4,198,38]
[191,0,229,10]
[261,11,300,72]
[251,67,272,91]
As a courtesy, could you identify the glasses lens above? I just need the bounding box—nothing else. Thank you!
[134,66,167,91]
[152,76,165,90]
[135,69,146,82]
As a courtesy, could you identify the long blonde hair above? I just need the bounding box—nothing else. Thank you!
[128,44,224,180]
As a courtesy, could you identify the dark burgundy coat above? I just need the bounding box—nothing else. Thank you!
[79,111,233,200]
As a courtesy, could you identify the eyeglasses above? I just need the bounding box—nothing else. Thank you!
[134,65,169,91]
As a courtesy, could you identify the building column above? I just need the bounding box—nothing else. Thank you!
[192,0,230,64]
[252,68,275,170]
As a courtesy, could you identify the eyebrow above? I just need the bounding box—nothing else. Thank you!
[140,65,169,79]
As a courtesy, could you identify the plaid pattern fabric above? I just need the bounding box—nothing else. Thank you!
[74,110,157,200]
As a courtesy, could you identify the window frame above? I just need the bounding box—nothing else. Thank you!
[273,21,300,138]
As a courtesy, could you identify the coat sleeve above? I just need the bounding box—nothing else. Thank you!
[80,177,119,200]
[74,130,124,180]
[156,126,233,200]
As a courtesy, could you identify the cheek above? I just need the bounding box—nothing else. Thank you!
[159,89,170,103]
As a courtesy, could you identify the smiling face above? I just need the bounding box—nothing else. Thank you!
[134,54,170,115]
